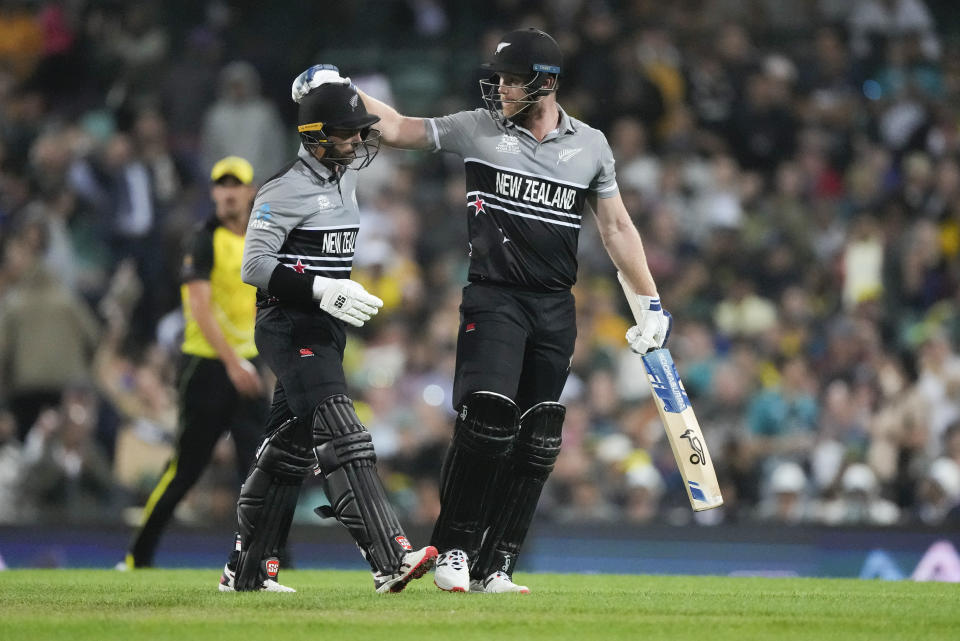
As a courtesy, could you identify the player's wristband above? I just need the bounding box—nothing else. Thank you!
[267,264,315,304]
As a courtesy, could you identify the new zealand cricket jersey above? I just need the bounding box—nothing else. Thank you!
[241,145,359,305]
[426,107,618,292]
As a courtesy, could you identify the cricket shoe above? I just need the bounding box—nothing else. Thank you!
[469,571,530,594]
[434,549,470,592]
[218,560,296,593]
[373,545,439,593]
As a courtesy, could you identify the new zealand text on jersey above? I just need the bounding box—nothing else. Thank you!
[321,230,357,254]
[495,172,577,211]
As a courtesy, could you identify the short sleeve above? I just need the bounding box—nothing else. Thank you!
[425,109,487,156]
[590,132,618,198]
[181,223,215,283]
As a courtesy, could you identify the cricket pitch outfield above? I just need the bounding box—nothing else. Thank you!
[0,569,956,641]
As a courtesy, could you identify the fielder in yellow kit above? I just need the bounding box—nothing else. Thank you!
[124,156,268,568]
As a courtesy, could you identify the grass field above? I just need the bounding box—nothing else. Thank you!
[1,569,957,641]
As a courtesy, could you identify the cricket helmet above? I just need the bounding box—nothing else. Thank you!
[297,82,381,170]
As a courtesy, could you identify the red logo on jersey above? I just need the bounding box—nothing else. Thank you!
[469,197,486,216]
[395,535,413,551]
[299,348,314,357]
[465,322,476,332]
[265,558,280,577]
[293,259,306,274]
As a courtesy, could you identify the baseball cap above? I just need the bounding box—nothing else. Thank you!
[210,156,254,185]
[481,28,562,77]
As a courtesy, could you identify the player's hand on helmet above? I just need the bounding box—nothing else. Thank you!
[292,64,351,103]
[312,276,383,327]
[625,296,672,354]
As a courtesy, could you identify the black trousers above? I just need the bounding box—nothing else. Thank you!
[128,354,268,566]
[452,283,577,412]
[253,304,348,428]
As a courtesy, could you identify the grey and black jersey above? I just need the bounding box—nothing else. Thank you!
[426,107,618,292]
[241,145,359,305]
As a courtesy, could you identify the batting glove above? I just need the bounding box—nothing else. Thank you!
[312,276,383,327]
[292,64,352,103]
[625,296,672,354]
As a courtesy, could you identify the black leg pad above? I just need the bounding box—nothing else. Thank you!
[311,394,409,574]
[431,391,520,557]
[234,418,315,590]
[472,401,564,579]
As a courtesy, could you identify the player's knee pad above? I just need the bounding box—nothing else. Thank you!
[235,417,314,590]
[514,401,565,478]
[432,391,520,556]
[473,401,564,579]
[451,390,520,458]
[311,394,409,574]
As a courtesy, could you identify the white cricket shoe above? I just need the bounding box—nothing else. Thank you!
[469,571,530,594]
[218,563,296,592]
[374,545,439,593]
[434,549,470,592]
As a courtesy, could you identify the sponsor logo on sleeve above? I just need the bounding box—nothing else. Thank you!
[250,203,273,229]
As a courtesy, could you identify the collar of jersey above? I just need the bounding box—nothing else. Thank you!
[297,144,336,182]
[504,104,577,140]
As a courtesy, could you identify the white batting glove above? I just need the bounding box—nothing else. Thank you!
[625,296,672,354]
[292,64,351,103]
[312,276,383,327]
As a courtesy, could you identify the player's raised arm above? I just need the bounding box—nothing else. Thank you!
[290,64,431,150]
[355,89,431,151]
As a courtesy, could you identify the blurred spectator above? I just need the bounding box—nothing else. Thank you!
[755,461,816,524]
[199,61,286,180]
[0,230,101,440]
[820,462,901,525]
[915,457,960,525]
[0,409,23,522]
[20,399,118,523]
[848,0,940,64]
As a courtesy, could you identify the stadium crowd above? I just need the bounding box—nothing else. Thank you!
[2,0,960,531]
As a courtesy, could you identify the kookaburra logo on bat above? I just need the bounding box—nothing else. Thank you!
[680,429,705,466]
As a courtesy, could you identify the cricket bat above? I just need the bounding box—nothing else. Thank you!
[617,272,724,511]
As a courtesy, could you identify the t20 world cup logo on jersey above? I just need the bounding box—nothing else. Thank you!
[495,134,521,154]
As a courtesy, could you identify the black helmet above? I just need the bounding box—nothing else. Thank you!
[480,28,562,77]
[297,83,381,170]
[479,28,562,123]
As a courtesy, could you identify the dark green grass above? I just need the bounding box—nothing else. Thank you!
[0,570,957,641]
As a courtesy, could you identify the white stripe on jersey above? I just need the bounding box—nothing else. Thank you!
[429,119,441,153]
[480,200,581,229]
[466,190,582,219]
[277,253,353,261]
[463,157,589,189]
[294,224,361,231]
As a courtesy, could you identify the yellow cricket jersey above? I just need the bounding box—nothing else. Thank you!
[180,217,258,359]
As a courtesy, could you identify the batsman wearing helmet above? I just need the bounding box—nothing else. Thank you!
[306,28,670,593]
[218,70,437,593]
